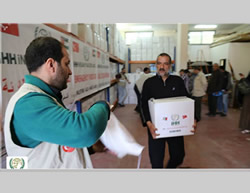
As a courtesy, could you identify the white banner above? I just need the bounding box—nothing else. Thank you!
[1,23,114,127]
[96,49,111,90]
[72,38,98,100]
[0,24,74,122]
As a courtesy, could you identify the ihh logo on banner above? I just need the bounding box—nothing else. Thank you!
[7,156,28,169]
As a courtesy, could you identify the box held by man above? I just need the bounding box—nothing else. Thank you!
[148,97,194,138]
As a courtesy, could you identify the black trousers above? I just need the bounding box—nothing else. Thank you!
[147,129,185,168]
[134,85,141,112]
[193,96,203,122]
[134,85,146,127]
[208,94,217,115]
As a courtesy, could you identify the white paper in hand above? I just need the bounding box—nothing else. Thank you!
[100,112,144,159]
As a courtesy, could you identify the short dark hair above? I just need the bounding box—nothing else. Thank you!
[193,66,201,71]
[25,36,63,73]
[143,67,150,72]
[156,53,172,63]
[115,73,121,79]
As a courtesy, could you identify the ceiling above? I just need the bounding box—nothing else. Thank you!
[117,23,250,46]
[116,23,246,36]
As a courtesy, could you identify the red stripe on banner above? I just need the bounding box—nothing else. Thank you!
[73,41,79,53]
[74,74,97,83]
[98,73,110,79]
[97,51,100,58]
[0,24,19,36]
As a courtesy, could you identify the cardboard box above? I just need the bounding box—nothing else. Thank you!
[148,97,194,138]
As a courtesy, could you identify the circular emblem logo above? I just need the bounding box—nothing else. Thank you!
[34,27,51,38]
[171,114,179,121]
[62,146,75,153]
[9,158,25,169]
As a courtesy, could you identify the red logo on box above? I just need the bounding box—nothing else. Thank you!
[182,115,187,119]
[62,146,75,152]
[0,24,19,36]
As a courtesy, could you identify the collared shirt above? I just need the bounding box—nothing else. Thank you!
[141,74,188,122]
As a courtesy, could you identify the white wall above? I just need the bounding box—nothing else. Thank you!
[211,42,250,80]
[228,43,250,80]
[188,45,211,61]
[211,43,230,64]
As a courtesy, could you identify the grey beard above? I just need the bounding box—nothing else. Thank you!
[157,71,169,77]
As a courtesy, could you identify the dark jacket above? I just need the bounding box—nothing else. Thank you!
[207,69,223,94]
[141,74,188,123]
[221,71,232,91]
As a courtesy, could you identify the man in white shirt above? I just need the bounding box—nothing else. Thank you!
[117,67,130,107]
[192,66,208,122]
[134,67,153,126]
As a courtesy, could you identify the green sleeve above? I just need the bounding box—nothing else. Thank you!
[13,92,110,148]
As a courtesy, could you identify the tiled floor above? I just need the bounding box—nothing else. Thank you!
[1,103,250,169]
[91,104,250,169]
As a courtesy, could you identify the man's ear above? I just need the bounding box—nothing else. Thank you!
[45,58,56,73]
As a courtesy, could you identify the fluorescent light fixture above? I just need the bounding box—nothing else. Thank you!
[116,23,129,30]
[130,25,152,30]
[194,25,217,29]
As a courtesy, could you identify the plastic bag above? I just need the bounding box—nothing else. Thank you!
[100,112,144,159]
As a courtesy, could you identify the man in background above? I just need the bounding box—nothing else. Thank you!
[117,67,130,107]
[206,63,223,117]
[134,67,153,126]
[192,66,208,122]
[217,66,232,116]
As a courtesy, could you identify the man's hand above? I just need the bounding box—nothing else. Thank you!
[92,140,117,156]
[92,140,106,153]
[147,121,160,139]
[191,120,197,133]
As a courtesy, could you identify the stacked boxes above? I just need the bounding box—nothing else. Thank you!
[124,73,142,104]
[81,90,106,113]
[109,85,118,105]
[130,35,177,61]
[110,62,117,80]
[55,23,108,52]
[77,23,93,45]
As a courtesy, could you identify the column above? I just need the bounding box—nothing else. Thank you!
[176,24,189,74]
